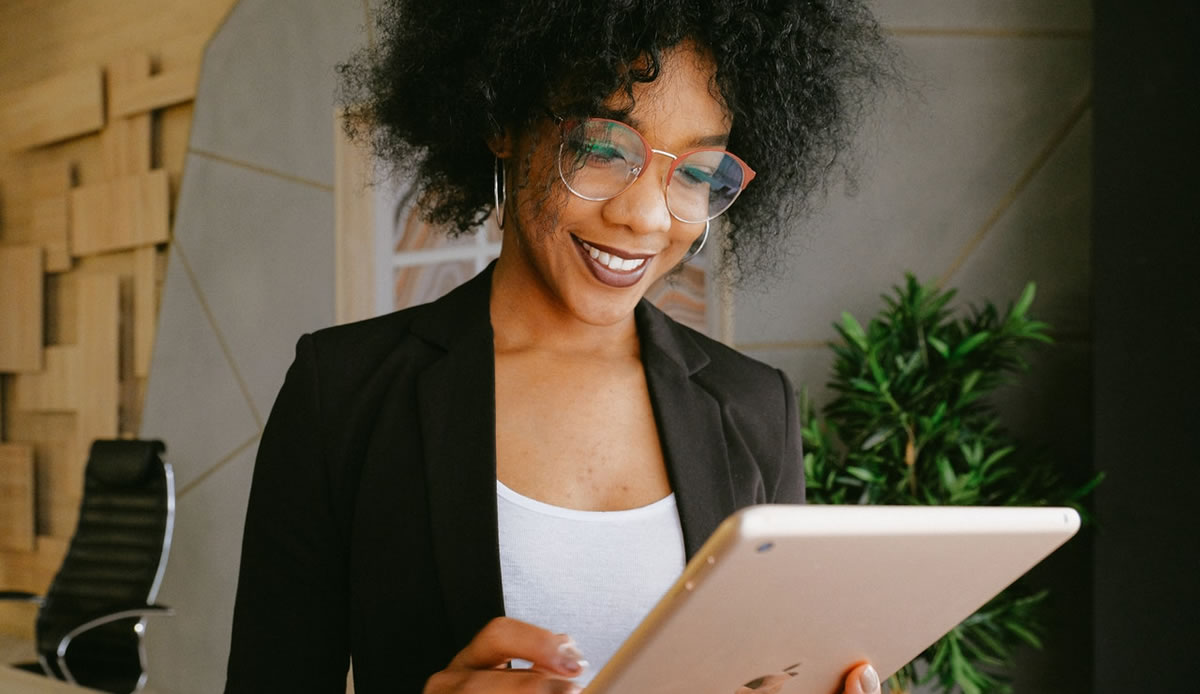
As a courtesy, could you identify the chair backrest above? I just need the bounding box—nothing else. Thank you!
[35,439,173,692]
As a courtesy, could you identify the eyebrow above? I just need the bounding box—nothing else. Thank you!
[594,106,731,149]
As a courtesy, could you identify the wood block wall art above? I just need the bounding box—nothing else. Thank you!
[76,274,121,448]
[69,169,170,256]
[133,245,158,378]
[102,53,153,179]
[13,345,80,412]
[0,443,36,552]
[107,38,203,119]
[0,66,105,151]
[0,245,44,372]
[32,194,72,272]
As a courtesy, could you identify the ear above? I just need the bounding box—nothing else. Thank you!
[487,128,513,158]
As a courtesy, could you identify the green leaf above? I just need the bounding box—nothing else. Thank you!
[1005,621,1043,649]
[937,456,957,491]
[840,311,868,351]
[845,466,878,483]
[1011,282,1037,319]
[927,335,950,358]
[960,370,982,397]
[953,331,992,359]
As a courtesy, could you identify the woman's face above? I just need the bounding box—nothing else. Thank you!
[498,41,731,328]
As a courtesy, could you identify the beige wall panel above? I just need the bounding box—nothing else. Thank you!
[334,109,376,325]
[32,195,72,272]
[76,274,121,449]
[70,170,170,256]
[13,346,80,412]
[0,444,36,552]
[134,246,159,378]
[0,66,104,151]
[0,246,44,372]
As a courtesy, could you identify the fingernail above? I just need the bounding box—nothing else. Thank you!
[859,664,880,693]
[557,637,588,674]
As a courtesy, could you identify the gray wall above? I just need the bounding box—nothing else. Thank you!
[137,1,1093,692]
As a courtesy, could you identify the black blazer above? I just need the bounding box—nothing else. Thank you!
[225,265,804,693]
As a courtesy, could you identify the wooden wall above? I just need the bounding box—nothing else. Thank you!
[0,0,238,638]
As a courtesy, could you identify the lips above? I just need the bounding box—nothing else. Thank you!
[572,235,655,288]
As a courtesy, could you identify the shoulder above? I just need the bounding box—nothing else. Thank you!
[638,300,793,409]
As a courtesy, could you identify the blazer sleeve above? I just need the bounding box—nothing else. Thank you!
[769,368,806,504]
[225,335,350,693]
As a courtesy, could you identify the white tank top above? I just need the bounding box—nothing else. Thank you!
[496,480,687,686]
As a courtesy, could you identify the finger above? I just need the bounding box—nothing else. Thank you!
[842,662,880,694]
[427,668,582,694]
[450,617,588,677]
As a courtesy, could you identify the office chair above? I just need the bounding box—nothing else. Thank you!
[0,439,175,693]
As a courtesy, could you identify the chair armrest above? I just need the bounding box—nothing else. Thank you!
[0,591,44,606]
[56,604,174,685]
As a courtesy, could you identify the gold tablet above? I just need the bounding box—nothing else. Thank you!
[584,505,1080,694]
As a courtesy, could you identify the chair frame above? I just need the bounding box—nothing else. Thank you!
[1,452,176,692]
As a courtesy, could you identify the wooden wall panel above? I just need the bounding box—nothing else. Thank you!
[0,66,104,151]
[102,54,153,178]
[134,246,159,378]
[0,444,36,552]
[110,67,200,119]
[0,246,44,372]
[109,33,205,119]
[76,274,121,448]
[69,170,170,256]
[32,195,72,272]
[13,346,80,412]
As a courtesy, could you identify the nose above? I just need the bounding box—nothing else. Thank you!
[600,157,673,237]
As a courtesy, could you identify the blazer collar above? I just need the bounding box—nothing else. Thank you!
[412,265,735,647]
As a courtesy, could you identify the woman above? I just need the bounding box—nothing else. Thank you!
[226,1,890,693]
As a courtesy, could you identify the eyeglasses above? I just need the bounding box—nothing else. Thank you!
[554,117,756,224]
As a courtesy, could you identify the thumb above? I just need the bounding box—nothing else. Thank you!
[842,662,881,694]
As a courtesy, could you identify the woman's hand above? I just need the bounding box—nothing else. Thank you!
[423,617,588,694]
[841,662,881,694]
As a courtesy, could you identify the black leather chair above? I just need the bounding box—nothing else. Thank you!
[0,439,175,693]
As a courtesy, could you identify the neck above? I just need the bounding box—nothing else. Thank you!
[490,244,640,358]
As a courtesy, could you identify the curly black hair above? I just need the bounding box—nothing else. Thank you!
[339,0,892,283]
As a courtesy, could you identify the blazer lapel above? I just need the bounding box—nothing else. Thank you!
[636,301,736,559]
[413,269,506,649]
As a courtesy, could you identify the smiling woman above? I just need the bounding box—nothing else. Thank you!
[224,2,893,693]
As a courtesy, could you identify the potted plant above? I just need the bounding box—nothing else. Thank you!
[800,275,1100,694]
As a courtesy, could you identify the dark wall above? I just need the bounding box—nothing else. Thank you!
[1093,2,1200,691]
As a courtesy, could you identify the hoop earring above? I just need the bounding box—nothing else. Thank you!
[680,220,710,264]
[493,157,506,229]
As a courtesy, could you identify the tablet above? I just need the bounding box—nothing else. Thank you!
[584,505,1080,694]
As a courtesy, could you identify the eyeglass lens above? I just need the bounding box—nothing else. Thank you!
[559,119,748,223]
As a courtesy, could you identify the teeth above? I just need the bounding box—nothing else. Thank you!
[581,240,647,273]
